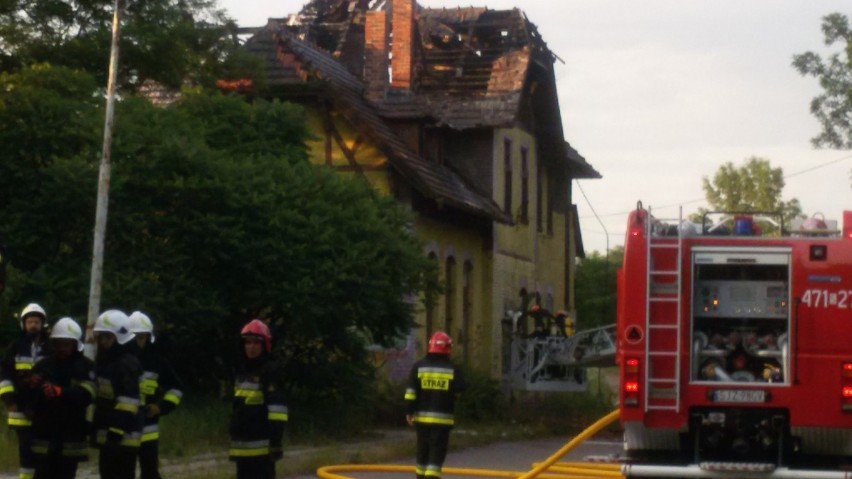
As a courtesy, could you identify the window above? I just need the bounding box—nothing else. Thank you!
[520,147,529,224]
[536,156,543,232]
[461,261,473,364]
[425,252,438,338]
[503,138,513,217]
[546,177,554,234]
[445,256,456,337]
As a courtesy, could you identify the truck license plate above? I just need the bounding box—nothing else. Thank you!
[711,389,766,403]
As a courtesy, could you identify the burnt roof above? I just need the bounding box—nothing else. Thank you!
[270,31,512,223]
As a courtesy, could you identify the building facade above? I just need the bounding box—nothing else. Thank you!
[230,0,600,379]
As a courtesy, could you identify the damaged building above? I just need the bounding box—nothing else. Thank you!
[224,0,600,380]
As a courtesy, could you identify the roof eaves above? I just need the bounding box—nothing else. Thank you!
[565,142,602,180]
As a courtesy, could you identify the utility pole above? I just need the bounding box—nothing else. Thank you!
[86,0,124,353]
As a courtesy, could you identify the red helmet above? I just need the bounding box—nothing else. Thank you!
[428,331,452,354]
[241,319,272,353]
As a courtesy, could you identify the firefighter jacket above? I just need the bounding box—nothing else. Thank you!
[0,333,47,429]
[404,354,466,427]
[229,354,287,461]
[136,345,184,443]
[92,344,144,449]
[29,349,95,461]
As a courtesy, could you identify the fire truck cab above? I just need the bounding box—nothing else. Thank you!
[617,204,852,478]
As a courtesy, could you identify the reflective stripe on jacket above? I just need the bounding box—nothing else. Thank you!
[404,354,466,427]
[229,355,287,461]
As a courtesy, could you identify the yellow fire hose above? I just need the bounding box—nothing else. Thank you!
[316,409,624,479]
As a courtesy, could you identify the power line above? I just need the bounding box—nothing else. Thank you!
[578,153,852,220]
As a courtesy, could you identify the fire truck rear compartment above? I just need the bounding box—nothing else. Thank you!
[688,406,789,465]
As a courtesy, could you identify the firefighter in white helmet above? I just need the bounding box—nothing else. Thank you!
[128,311,183,479]
[29,317,95,478]
[1,303,49,479]
[404,331,467,479]
[91,310,143,479]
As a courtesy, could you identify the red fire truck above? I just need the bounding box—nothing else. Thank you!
[617,203,852,478]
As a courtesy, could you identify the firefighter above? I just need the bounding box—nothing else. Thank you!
[128,311,184,479]
[91,310,144,479]
[554,310,575,337]
[1,303,49,479]
[404,331,467,479]
[29,317,95,479]
[229,319,288,479]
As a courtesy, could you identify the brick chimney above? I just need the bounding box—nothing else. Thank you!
[364,10,389,99]
[390,0,414,90]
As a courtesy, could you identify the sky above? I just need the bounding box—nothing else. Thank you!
[216,0,852,254]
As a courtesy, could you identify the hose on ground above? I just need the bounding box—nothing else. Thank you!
[316,409,623,479]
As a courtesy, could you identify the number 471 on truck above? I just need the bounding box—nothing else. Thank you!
[616,203,852,478]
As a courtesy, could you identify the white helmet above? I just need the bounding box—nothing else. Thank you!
[20,303,47,329]
[128,311,155,343]
[50,317,84,352]
[93,310,135,345]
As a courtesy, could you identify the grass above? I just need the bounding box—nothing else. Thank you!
[0,372,623,478]
[0,422,16,470]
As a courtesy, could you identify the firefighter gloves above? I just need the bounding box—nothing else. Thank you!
[41,382,62,399]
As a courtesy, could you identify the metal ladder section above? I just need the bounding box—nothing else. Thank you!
[644,206,683,413]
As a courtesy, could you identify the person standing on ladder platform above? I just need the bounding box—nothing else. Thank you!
[404,331,467,479]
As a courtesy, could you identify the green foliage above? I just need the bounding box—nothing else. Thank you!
[508,389,616,437]
[158,395,231,457]
[454,366,507,423]
[792,12,852,150]
[574,248,623,329]
[693,157,803,228]
[0,65,438,436]
[0,0,261,92]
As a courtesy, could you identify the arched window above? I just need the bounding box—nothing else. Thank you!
[461,260,473,364]
[425,252,438,338]
[444,256,456,338]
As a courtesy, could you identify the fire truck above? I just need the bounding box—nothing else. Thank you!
[617,203,852,478]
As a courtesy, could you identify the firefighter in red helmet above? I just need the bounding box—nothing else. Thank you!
[229,319,287,479]
[404,331,467,479]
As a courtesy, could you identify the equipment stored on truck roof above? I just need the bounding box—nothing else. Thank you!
[617,203,852,478]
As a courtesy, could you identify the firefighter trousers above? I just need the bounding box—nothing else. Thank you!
[139,439,162,479]
[15,427,36,479]
[235,457,275,479]
[33,456,79,479]
[98,445,137,479]
[415,424,451,479]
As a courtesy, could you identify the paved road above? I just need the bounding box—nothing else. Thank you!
[0,436,623,479]
[290,437,623,479]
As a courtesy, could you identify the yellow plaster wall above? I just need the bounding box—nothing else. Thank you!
[297,101,497,371]
[413,216,494,371]
[489,127,569,375]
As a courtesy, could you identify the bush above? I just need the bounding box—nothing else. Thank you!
[455,366,507,423]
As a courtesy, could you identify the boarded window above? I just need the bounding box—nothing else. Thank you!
[503,138,513,217]
[520,147,529,224]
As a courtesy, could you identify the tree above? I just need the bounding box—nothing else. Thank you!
[694,157,803,230]
[574,247,623,330]
[0,65,438,436]
[792,12,852,150]
[0,0,264,91]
